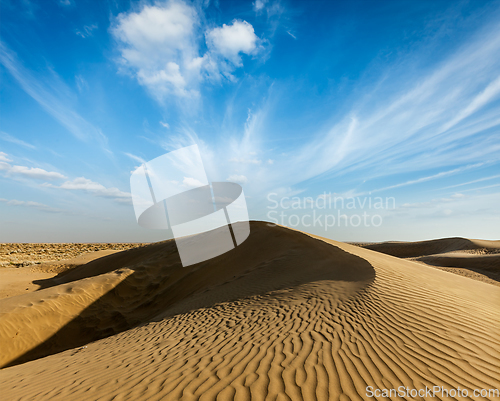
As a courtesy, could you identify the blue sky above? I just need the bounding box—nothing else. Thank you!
[1,0,499,242]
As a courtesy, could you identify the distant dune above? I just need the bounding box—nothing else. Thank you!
[360,237,500,258]
[0,222,499,400]
[358,237,500,285]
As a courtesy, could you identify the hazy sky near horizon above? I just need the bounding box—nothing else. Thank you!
[1,0,499,242]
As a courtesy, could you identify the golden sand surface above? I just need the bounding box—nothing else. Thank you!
[0,222,499,400]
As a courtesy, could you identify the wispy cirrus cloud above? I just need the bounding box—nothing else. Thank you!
[0,198,64,213]
[0,151,11,162]
[0,132,36,149]
[371,163,486,194]
[441,174,500,190]
[124,152,146,164]
[45,177,131,203]
[212,15,500,198]
[76,24,98,38]
[308,23,500,180]
[0,42,108,147]
[459,182,500,192]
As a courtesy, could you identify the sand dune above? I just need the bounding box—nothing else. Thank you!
[360,237,500,258]
[358,237,500,285]
[416,252,500,270]
[1,222,499,400]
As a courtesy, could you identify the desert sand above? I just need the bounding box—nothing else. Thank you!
[0,222,499,400]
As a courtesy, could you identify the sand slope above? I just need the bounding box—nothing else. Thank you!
[0,222,499,400]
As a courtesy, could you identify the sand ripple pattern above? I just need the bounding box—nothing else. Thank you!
[1,226,499,401]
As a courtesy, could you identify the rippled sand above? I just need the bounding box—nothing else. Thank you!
[0,222,499,400]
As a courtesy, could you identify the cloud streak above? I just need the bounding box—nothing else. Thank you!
[371,163,485,194]
[0,42,108,146]
[0,132,36,149]
[0,198,64,213]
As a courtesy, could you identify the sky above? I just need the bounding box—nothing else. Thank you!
[1,0,499,243]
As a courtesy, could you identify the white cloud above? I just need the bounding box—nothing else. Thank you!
[253,0,267,11]
[111,1,263,100]
[0,155,66,180]
[227,174,248,184]
[54,177,131,201]
[112,1,199,99]
[8,165,67,180]
[183,176,204,187]
[206,20,260,66]
[137,61,189,97]
[160,121,170,128]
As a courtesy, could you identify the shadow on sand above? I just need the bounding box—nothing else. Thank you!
[5,222,376,368]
